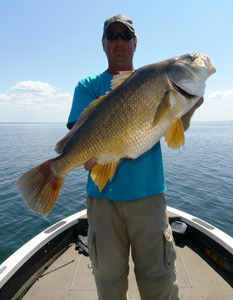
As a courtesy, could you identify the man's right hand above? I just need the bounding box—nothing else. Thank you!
[84,158,97,170]
[84,157,132,171]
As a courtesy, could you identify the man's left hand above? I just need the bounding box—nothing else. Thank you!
[181,97,204,131]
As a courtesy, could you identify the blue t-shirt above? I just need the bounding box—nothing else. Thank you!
[67,71,166,201]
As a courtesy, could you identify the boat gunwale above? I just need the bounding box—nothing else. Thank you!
[167,206,233,255]
[0,209,87,289]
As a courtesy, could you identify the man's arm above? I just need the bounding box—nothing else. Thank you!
[181,97,204,131]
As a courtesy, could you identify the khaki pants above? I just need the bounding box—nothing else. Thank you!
[87,194,179,300]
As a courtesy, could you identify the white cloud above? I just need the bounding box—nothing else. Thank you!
[192,90,233,121]
[10,80,59,99]
[11,80,56,92]
[0,93,12,102]
[0,81,72,112]
[206,90,233,99]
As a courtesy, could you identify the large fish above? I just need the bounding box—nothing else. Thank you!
[16,53,216,216]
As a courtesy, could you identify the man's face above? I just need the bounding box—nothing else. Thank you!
[102,23,137,67]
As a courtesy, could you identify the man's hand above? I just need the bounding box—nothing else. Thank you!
[84,158,131,171]
[84,158,97,170]
[181,97,204,131]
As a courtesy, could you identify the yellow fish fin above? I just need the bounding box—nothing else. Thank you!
[153,91,172,127]
[90,161,118,192]
[165,118,185,149]
[55,93,109,154]
[111,71,134,90]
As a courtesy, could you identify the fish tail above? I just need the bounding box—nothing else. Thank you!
[15,159,65,216]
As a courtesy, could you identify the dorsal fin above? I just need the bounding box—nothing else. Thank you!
[74,93,110,131]
[55,71,134,154]
[111,71,134,90]
[55,93,109,154]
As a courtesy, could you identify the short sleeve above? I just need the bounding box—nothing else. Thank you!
[67,72,112,129]
[67,80,96,129]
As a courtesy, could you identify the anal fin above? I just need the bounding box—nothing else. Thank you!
[165,118,185,149]
[90,161,118,192]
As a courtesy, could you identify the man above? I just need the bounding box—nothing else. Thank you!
[67,14,203,300]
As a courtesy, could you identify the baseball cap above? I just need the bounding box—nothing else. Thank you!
[103,14,135,37]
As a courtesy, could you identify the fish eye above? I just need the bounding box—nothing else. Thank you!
[189,54,196,62]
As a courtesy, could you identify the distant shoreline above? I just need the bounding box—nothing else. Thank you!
[0,122,66,124]
[1,121,232,125]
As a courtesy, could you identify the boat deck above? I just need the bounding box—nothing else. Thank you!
[23,235,233,300]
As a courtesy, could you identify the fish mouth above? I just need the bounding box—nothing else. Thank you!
[207,64,216,77]
[201,54,216,77]
[171,80,197,99]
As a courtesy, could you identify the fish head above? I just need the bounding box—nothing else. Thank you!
[166,53,216,98]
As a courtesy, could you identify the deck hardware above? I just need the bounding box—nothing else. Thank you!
[171,221,187,234]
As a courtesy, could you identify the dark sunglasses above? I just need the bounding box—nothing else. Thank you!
[105,30,134,41]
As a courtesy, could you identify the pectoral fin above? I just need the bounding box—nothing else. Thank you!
[165,118,185,149]
[153,91,172,127]
[90,161,118,191]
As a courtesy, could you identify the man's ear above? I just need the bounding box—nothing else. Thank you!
[134,37,137,51]
[102,38,105,52]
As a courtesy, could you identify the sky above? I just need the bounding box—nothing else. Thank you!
[0,0,233,123]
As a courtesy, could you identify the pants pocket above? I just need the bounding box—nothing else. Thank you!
[163,225,177,270]
[88,228,98,269]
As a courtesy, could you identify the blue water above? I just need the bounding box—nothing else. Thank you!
[0,122,233,264]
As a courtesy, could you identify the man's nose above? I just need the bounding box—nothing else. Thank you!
[115,37,124,44]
